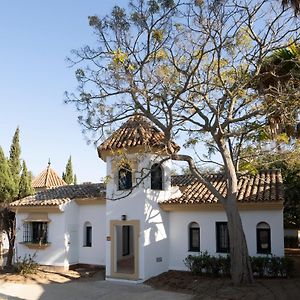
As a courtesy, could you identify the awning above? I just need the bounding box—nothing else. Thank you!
[23,213,51,222]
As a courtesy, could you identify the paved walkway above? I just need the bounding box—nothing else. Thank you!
[0,280,192,300]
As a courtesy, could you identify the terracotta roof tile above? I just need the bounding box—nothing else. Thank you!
[166,170,283,205]
[11,183,105,207]
[97,115,180,158]
[32,165,66,189]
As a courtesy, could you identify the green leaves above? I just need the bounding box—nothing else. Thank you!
[0,147,15,203]
[152,29,164,43]
[19,160,33,199]
[62,156,76,184]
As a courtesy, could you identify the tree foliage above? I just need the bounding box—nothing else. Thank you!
[67,0,300,284]
[8,127,21,199]
[282,0,300,15]
[0,147,15,203]
[0,128,33,267]
[62,156,76,184]
[19,160,34,199]
[239,144,300,228]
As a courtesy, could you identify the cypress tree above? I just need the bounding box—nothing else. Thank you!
[0,147,15,203]
[74,174,77,185]
[63,156,74,184]
[9,127,21,199]
[19,160,33,199]
[0,147,15,264]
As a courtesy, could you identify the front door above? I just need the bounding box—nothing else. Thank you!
[110,220,139,280]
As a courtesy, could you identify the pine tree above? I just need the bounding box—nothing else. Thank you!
[9,127,21,199]
[0,147,15,203]
[19,160,33,199]
[62,156,74,184]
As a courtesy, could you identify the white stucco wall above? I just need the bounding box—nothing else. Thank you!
[64,201,79,266]
[78,203,106,266]
[168,209,284,271]
[1,231,9,250]
[15,200,106,268]
[105,153,172,281]
[15,211,67,267]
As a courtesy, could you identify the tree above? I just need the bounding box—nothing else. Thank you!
[0,147,15,266]
[19,160,34,199]
[0,128,33,267]
[62,156,75,184]
[74,174,78,185]
[282,0,300,15]
[239,143,300,228]
[0,147,15,202]
[9,127,21,199]
[66,0,300,284]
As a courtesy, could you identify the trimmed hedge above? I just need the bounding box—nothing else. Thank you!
[184,251,294,278]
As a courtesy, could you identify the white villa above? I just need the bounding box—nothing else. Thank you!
[11,116,285,282]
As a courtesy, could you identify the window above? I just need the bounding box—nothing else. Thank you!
[84,222,92,247]
[118,164,132,190]
[151,164,163,190]
[216,222,229,253]
[23,222,48,244]
[189,222,200,251]
[257,222,271,254]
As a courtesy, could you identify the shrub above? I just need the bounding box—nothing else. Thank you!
[15,253,38,275]
[184,252,230,277]
[284,236,299,248]
[184,253,294,278]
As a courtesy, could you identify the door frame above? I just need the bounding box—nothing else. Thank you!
[110,220,140,280]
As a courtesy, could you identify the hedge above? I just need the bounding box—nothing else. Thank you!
[184,251,294,278]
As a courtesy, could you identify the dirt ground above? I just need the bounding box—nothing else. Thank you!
[146,256,300,300]
[0,255,299,299]
[0,266,105,284]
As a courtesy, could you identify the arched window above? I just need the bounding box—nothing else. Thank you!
[151,164,163,190]
[83,222,92,247]
[118,164,132,190]
[257,222,271,254]
[188,222,200,251]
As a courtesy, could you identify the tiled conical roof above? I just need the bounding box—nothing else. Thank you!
[32,162,67,189]
[97,115,180,160]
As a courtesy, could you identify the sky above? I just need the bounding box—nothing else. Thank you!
[0,0,128,183]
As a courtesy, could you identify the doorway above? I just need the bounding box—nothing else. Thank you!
[110,220,139,280]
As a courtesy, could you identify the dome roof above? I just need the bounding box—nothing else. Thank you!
[97,115,180,160]
[32,162,66,190]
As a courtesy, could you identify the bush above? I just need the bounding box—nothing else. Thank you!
[184,251,230,277]
[15,253,38,275]
[284,236,299,248]
[184,253,294,278]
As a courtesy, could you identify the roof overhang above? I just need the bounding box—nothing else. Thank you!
[11,206,62,213]
[75,197,106,205]
[159,201,284,211]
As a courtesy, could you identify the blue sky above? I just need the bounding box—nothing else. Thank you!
[0,0,127,183]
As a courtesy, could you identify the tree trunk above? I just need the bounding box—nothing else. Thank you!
[224,195,254,284]
[6,235,15,267]
[216,137,254,285]
[0,230,3,269]
[171,147,254,285]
